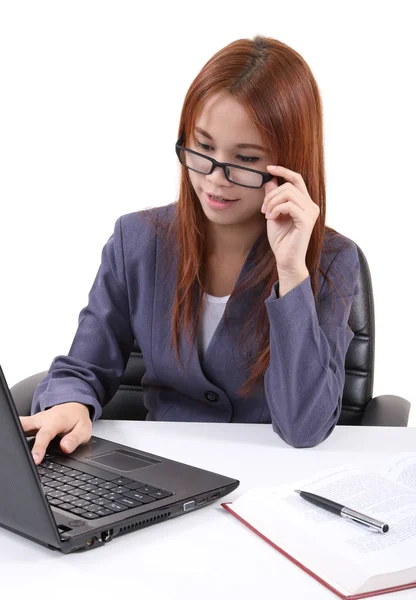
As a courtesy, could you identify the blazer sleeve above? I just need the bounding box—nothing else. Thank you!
[263,239,360,448]
[31,217,135,421]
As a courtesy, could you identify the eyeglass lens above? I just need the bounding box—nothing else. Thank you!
[179,148,263,188]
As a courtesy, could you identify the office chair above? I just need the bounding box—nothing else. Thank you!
[10,243,410,426]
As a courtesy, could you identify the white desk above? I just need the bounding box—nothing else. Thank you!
[2,422,416,600]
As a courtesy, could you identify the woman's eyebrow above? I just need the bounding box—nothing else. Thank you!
[194,126,267,152]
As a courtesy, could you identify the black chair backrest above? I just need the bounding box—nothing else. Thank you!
[102,242,374,425]
[339,245,374,424]
[101,341,147,420]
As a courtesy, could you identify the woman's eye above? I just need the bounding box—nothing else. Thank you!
[196,140,212,151]
[237,155,259,164]
[196,140,260,164]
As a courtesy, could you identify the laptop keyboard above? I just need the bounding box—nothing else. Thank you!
[36,455,173,520]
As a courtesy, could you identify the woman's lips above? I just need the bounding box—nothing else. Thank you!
[205,193,240,210]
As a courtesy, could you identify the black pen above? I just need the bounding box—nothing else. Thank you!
[294,490,389,534]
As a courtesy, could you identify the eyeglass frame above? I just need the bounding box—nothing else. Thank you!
[175,135,275,189]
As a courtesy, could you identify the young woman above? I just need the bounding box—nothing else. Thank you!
[21,35,360,463]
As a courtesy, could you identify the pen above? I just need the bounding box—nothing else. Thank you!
[294,490,389,534]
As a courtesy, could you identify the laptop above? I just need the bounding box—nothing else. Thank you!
[0,366,239,553]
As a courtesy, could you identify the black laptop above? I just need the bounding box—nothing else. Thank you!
[0,366,239,553]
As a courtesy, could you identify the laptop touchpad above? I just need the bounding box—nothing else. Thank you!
[87,450,160,471]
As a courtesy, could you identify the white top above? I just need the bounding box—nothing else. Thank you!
[197,292,231,355]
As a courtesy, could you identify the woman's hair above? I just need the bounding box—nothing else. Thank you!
[156,35,353,397]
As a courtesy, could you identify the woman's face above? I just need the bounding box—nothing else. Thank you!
[187,91,275,228]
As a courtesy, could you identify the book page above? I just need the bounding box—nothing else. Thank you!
[381,452,416,491]
[230,466,416,594]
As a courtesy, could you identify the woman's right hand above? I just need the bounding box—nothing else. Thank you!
[19,402,93,465]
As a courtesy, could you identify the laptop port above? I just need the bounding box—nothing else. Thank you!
[101,530,113,542]
[86,538,95,547]
[196,497,207,506]
[211,492,220,500]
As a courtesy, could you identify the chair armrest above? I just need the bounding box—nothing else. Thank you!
[360,395,411,427]
[10,371,48,416]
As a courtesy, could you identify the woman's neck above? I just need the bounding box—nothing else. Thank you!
[206,216,265,260]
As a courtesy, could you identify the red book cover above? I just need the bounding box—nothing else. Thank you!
[222,502,416,599]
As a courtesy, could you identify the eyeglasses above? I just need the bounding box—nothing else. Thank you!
[175,136,274,189]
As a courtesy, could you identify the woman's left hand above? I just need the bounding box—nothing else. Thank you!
[262,165,320,277]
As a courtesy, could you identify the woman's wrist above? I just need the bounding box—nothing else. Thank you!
[277,267,310,297]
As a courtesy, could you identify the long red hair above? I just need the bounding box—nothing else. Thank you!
[155,35,350,397]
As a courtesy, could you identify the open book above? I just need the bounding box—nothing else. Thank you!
[222,452,416,599]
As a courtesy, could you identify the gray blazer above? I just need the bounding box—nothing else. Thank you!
[32,203,360,447]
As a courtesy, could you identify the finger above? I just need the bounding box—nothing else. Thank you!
[266,201,305,223]
[31,426,60,465]
[60,420,92,454]
[266,165,309,195]
[263,177,279,200]
[263,186,306,214]
[262,183,288,214]
[262,182,290,213]
[20,415,41,436]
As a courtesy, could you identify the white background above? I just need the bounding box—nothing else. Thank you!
[1,1,415,423]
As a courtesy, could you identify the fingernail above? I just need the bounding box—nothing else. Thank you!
[32,453,40,464]
[266,213,270,219]
[62,439,74,452]
[261,204,265,213]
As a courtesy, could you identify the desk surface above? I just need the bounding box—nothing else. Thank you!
[2,422,416,600]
